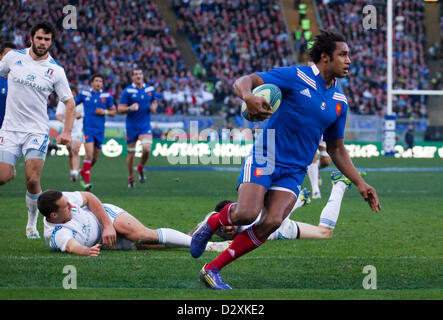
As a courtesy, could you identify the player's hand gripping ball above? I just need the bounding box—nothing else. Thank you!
[241,84,282,122]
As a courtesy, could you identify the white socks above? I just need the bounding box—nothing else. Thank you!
[26,191,41,230]
[319,182,347,229]
[267,217,299,240]
[289,195,305,216]
[157,228,192,248]
[307,162,320,198]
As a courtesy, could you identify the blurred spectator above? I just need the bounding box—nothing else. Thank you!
[403,123,415,154]
[0,0,215,115]
[316,0,430,119]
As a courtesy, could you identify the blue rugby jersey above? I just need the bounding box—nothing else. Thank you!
[75,89,114,131]
[119,83,156,130]
[255,64,348,170]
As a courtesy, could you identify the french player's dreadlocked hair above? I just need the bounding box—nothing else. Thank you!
[308,29,346,63]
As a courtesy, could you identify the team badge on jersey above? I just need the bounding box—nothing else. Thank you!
[320,102,326,110]
[254,168,263,178]
[0,137,4,144]
[45,68,54,79]
[336,102,342,116]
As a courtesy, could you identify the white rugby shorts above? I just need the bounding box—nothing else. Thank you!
[0,129,49,165]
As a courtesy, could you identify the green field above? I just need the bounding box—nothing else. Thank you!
[0,154,442,300]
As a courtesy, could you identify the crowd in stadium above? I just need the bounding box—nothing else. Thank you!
[316,0,430,119]
[0,0,438,121]
[0,0,216,116]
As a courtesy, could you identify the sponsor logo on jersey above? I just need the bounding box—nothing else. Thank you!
[14,60,23,66]
[26,74,35,81]
[32,138,39,145]
[0,137,4,144]
[12,76,51,93]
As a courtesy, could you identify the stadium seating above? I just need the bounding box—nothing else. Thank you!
[171,0,295,124]
[0,0,212,118]
[316,0,430,119]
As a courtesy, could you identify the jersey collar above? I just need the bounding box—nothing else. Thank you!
[132,83,146,89]
[311,64,337,89]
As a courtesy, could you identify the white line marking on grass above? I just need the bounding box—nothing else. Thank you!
[3,255,442,260]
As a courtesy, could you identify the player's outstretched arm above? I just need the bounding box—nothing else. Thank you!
[326,138,381,212]
[65,239,101,256]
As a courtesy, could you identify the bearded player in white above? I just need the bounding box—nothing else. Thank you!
[0,21,75,239]
[37,190,230,256]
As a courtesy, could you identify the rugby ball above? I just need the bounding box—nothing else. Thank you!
[241,84,282,122]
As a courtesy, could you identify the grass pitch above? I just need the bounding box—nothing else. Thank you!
[0,154,442,300]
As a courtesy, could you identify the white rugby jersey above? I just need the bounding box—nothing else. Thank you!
[0,48,73,134]
[56,101,83,136]
[43,192,102,252]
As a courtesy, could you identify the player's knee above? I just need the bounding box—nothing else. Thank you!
[0,175,12,185]
[231,203,260,225]
[261,216,284,235]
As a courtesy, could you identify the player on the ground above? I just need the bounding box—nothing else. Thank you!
[307,136,331,199]
[0,21,75,239]
[37,190,230,256]
[0,42,17,128]
[76,74,116,191]
[56,86,84,182]
[118,68,157,188]
[191,171,365,242]
[191,29,381,290]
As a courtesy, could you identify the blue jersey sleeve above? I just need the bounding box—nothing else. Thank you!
[74,93,84,105]
[106,95,114,109]
[119,89,129,105]
[256,67,298,91]
[151,90,157,101]
[323,103,348,141]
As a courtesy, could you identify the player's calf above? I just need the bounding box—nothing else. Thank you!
[0,163,15,185]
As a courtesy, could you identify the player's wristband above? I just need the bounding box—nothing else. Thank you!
[104,110,109,116]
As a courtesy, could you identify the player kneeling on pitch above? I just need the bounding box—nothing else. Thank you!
[37,190,229,256]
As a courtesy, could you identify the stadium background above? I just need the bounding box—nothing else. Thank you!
[0,0,442,301]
